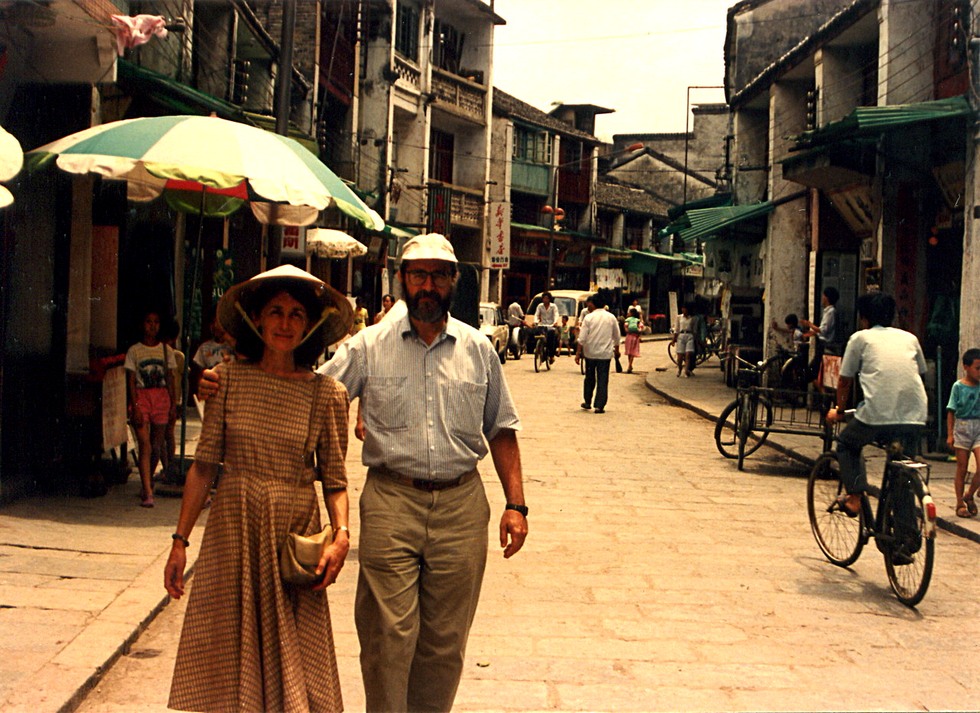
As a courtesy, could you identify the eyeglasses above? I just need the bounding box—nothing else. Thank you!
[404,269,454,288]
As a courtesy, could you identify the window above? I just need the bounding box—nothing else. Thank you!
[429,129,454,183]
[395,3,419,62]
[433,19,464,74]
[513,126,552,164]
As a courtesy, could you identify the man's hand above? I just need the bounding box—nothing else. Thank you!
[499,510,527,558]
[827,406,845,423]
[198,367,220,401]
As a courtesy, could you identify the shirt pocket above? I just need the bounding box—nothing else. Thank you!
[364,376,409,431]
[444,379,486,442]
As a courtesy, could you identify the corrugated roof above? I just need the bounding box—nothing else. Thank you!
[677,202,774,242]
[793,96,973,149]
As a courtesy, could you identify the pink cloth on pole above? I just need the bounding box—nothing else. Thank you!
[109,15,168,56]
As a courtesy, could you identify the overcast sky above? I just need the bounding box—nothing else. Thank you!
[491,0,741,141]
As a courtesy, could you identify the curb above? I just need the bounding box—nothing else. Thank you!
[643,379,980,547]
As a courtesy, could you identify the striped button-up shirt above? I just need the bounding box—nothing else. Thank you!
[319,313,521,480]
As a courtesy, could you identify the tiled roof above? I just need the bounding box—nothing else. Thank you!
[595,180,672,216]
[492,88,599,143]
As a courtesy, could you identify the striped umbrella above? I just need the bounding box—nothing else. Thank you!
[27,114,383,229]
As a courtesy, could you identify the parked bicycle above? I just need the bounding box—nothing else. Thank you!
[807,427,937,607]
[668,317,727,367]
[714,351,836,469]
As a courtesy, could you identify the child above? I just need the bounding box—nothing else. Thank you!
[125,310,178,508]
[558,314,573,356]
[946,348,980,518]
[623,308,644,373]
[771,313,804,350]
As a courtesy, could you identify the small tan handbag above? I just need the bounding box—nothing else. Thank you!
[280,528,333,586]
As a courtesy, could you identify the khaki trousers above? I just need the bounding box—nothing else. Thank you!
[356,469,490,712]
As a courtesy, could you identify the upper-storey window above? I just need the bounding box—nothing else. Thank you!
[513,126,552,164]
[395,3,420,63]
[433,19,464,74]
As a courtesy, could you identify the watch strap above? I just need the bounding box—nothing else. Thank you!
[505,503,528,517]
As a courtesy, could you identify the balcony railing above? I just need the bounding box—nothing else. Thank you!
[431,67,486,124]
[394,55,421,91]
[428,181,483,230]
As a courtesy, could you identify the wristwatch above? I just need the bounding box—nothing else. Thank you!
[505,503,528,517]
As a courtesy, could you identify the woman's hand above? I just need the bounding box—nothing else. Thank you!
[312,531,350,591]
[198,368,220,401]
[164,543,187,599]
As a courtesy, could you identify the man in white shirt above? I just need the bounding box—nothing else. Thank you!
[827,292,927,518]
[506,299,525,351]
[575,294,621,413]
[533,292,559,363]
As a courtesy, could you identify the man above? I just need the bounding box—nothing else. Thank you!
[827,292,927,517]
[801,285,841,383]
[506,297,525,351]
[197,237,527,712]
[575,293,621,414]
[533,291,559,363]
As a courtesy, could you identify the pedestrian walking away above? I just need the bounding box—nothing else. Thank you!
[198,234,527,712]
[623,307,643,373]
[576,293,621,413]
[165,264,354,712]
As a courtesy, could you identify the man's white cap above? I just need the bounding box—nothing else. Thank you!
[400,233,458,263]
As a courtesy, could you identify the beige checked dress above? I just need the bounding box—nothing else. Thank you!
[169,362,349,713]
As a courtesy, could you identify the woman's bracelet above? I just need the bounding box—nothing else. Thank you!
[172,533,190,547]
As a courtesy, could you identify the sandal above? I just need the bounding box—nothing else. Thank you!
[965,494,978,516]
[956,503,972,518]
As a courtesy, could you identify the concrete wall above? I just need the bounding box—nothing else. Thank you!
[878,0,935,104]
[733,108,768,204]
[764,82,811,355]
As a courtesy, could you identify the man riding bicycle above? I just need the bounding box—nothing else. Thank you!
[827,292,927,517]
[530,291,559,364]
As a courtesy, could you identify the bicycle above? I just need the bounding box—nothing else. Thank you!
[668,318,727,368]
[807,428,937,607]
[532,331,551,372]
[715,351,835,469]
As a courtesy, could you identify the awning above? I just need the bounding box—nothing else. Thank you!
[666,192,732,221]
[792,95,973,150]
[510,222,572,241]
[676,202,774,243]
[659,194,733,237]
[117,60,320,153]
[593,246,692,275]
[117,59,246,122]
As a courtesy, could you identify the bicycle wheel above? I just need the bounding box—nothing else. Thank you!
[881,468,935,607]
[736,395,773,470]
[807,452,863,567]
[533,341,542,372]
[667,340,677,365]
[714,400,740,458]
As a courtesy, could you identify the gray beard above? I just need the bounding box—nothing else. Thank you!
[407,288,454,323]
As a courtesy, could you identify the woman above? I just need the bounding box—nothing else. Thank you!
[623,307,644,373]
[671,303,696,378]
[164,265,354,712]
[373,293,395,324]
[125,309,178,508]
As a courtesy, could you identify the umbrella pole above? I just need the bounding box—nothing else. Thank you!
[177,187,208,481]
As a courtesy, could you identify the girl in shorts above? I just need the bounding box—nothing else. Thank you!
[946,347,980,518]
[125,310,177,507]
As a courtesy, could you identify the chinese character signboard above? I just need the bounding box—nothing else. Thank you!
[281,225,306,258]
[489,201,510,269]
[427,185,452,235]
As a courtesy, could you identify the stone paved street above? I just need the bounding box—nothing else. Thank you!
[77,351,980,712]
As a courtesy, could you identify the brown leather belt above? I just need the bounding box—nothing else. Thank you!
[370,466,479,492]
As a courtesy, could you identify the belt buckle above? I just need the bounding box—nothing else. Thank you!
[413,478,438,491]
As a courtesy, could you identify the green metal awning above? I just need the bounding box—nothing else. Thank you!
[665,192,732,221]
[117,59,247,122]
[593,246,691,274]
[793,95,973,150]
[117,60,320,153]
[676,202,774,243]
